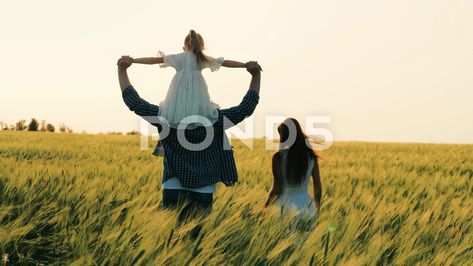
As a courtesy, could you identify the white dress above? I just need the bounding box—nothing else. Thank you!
[276,150,318,219]
[158,51,224,128]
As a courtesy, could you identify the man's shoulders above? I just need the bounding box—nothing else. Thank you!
[221,90,260,110]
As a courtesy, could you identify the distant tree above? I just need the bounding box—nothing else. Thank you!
[126,130,140,135]
[46,123,55,132]
[28,118,39,131]
[40,120,47,132]
[9,124,15,131]
[59,123,66,133]
[15,119,27,131]
[59,123,73,133]
[0,121,8,130]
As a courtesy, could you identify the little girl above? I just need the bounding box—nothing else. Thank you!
[132,30,247,156]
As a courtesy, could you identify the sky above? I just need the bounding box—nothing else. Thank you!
[1,0,472,143]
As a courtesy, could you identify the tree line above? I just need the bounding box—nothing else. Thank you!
[0,118,141,135]
[0,118,72,133]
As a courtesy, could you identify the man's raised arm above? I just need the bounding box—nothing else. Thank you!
[117,56,159,122]
[247,61,262,94]
[117,56,133,92]
[220,62,262,128]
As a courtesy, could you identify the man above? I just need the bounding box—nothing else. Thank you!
[117,55,261,220]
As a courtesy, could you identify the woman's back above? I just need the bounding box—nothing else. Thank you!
[277,149,317,217]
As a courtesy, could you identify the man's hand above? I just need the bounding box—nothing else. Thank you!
[117,55,133,70]
[246,61,261,94]
[245,61,263,76]
[117,55,133,91]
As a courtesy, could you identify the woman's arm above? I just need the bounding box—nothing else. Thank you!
[311,158,322,210]
[265,152,283,207]
[132,57,164,65]
[222,60,246,68]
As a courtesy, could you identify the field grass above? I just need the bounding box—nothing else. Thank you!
[0,131,472,265]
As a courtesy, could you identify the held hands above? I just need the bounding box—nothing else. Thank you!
[245,61,263,76]
[117,55,134,70]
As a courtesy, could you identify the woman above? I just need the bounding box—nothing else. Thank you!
[266,118,322,219]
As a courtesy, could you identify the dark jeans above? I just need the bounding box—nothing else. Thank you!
[162,189,213,223]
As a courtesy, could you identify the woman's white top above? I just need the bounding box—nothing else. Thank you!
[158,51,224,129]
[276,150,317,218]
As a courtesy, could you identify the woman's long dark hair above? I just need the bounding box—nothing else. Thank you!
[278,118,317,185]
[184,30,209,67]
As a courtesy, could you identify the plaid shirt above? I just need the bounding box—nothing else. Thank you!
[122,85,259,188]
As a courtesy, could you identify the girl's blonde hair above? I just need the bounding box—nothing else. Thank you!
[184,30,209,67]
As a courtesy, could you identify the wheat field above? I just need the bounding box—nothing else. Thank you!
[0,131,472,265]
